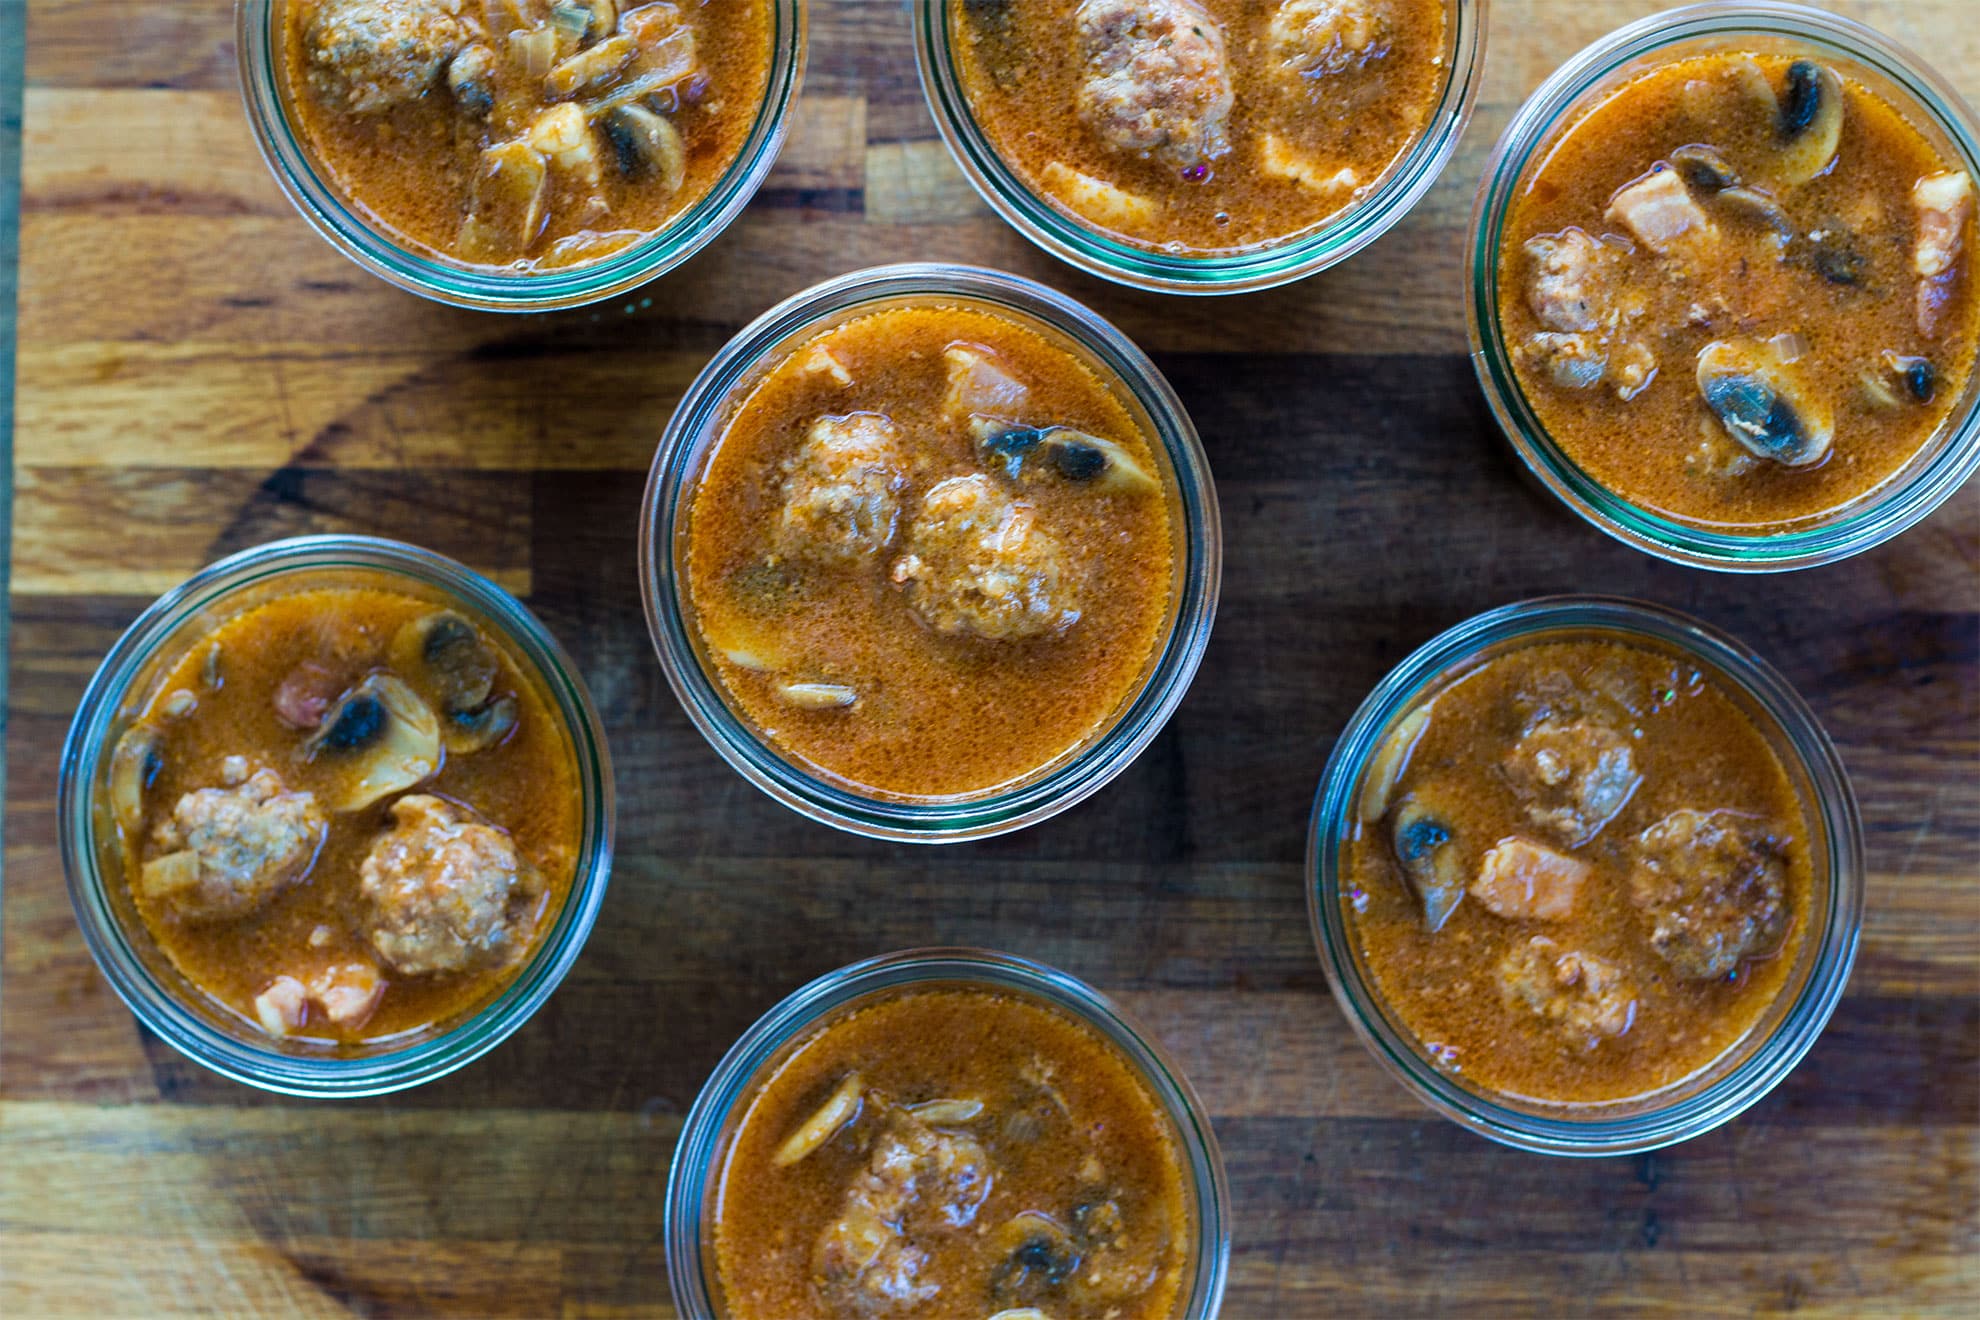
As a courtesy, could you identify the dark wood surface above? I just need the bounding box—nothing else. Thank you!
[4,1,1976,1314]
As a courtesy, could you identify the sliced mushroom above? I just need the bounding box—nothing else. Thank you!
[1775,60,1843,186]
[1715,185,1794,238]
[1883,351,1936,402]
[445,694,519,753]
[390,613,518,755]
[989,1212,1081,1304]
[1671,144,1740,194]
[1696,337,1834,468]
[773,1072,863,1166]
[970,418,1159,495]
[1392,793,1465,933]
[447,44,498,117]
[774,681,857,711]
[303,674,441,812]
[109,725,162,839]
[1359,703,1431,824]
[905,1098,985,1124]
[392,612,497,713]
[545,33,635,98]
[603,104,685,193]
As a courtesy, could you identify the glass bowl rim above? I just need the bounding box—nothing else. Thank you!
[57,533,617,1097]
[1305,594,1864,1155]
[637,261,1222,842]
[1465,0,1980,571]
[910,0,1489,295]
[660,945,1233,1318]
[234,0,808,311]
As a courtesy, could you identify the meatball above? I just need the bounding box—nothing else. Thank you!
[1498,936,1637,1049]
[1525,229,1614,333]
[890,475,1080,641]
[359,794,538,976]
[1074,0,1234,171]
[303,0,467,114]
[777,414,909,565]
[1269,0,1388,80]
[814,1112,993,1316]
[141,766,326,921]
[1500,712,1642,846]
[1629,809,1790,980]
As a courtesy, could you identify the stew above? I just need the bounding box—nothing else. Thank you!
[1500,49,1978,530]
[684,302,1178,799]
[1344,638,1813,1105]
[713,987,1193,1319]
[281,0,773,269]
[104,584,581,1046]
[951,0,1452,253]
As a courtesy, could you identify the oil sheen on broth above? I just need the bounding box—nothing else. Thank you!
[951,0,1452,253]
[685,304,1177,799]
[1501,51,1979,530]
[103,585,581,1047]
[713,988,1192,1319]
[1345,640,1813,1106]
[280,0,773,269]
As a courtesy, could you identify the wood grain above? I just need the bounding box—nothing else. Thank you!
[5,1,1978,1317]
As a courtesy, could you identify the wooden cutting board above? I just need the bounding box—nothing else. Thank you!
[4,1,1974,1314]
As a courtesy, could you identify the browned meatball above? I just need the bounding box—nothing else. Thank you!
[1497,936,1637,1049]
[140,765,326,921]
[777,414,909,565]
[1268,0,1388,80]
[304,0,468,114]
[890,475,1080,641]
[1074,0,1234,171]
[359,794,538,975]
[1630,809,1790,980]
[1500,694,1642,846]
[814,1111,993,1315]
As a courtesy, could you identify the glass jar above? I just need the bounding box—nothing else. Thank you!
[58,535,616,1096]
[639,262,1221,841]
[912,0,1486,294]
[235,0,806,311]
[1467,1,1980,570]
[662,947,1231,1317]
[1307,596,1863,1155]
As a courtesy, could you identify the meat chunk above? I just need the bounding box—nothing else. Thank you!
[252,963,387,1038]
[891,476,1080,641]
[142,766,327,921]
[776,414,908,565]
[1518,331,1608,390]
[814,1111,994,1316]
[1268,0,1387,80]
[1074,0,1234,171]
[1471,837,1590,921]
[1525,229,1613,333]
[1630,809,1791,981]
[1913,170,1974,337]
[303,0,467,114]
[1500,712,1642,846]
[1604,166,1716,258]
[942,343,1030,423]
[1498,937,1637,1048]
[359,794,539,975]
